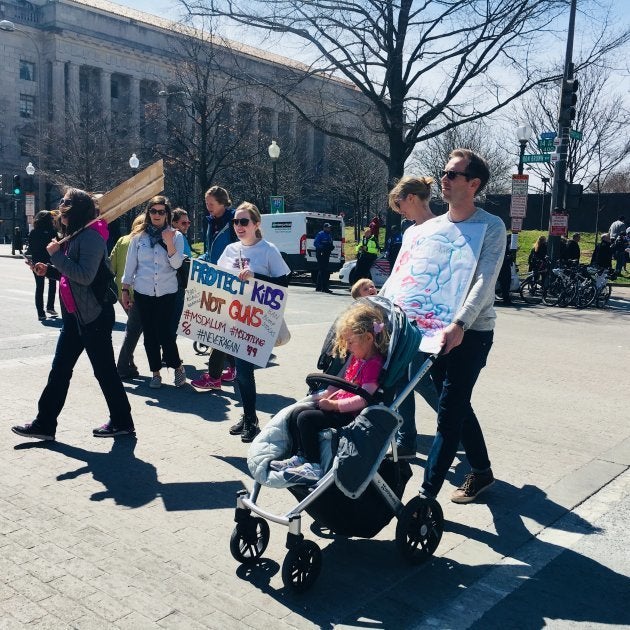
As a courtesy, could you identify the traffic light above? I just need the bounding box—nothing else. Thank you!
[565,183,583,212]
[13,175,21,196]
[559,78,579,126]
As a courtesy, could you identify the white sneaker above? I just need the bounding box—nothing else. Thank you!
[283,462,323,484]
[270,454,305,472]
[149,375,162,389]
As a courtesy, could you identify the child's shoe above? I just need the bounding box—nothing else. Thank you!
[270,454,305,472]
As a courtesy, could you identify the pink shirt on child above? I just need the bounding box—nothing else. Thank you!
[326,354,384,414]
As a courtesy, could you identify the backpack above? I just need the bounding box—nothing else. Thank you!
[91,255,118,306]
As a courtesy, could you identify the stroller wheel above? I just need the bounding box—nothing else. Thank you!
[395,496,443,565]
[229,517,270,564]
[193,341,210,355]
[281,540,322,592]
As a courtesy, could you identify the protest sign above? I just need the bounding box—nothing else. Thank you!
[178,259,288,368]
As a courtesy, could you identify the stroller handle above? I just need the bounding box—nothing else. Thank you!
[305,372,376,406]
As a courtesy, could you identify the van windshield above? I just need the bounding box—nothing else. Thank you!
[307,219,342,240]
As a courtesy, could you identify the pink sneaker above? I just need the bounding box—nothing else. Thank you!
[221,366,237,382]
[191,373,222,390]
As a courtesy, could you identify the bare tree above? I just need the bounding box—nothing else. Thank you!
[409,122,513,197]
[181,0,629,190]
[515,63,630,190]
[598,170,630,193]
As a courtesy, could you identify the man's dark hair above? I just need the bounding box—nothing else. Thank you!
[450,148,490,194]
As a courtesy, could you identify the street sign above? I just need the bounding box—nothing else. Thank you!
[511,218,523,233]
[550,152,560,163]
[269,196,285,214]
[537,139,555,153]
[569,129,583,140]
[522,154,551,164]
[510,174,529,218]
[25,193,35,219]
[550,212,568,237]
[540,131,557,140]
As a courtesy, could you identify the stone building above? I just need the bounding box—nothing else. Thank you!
[0,0,375,235]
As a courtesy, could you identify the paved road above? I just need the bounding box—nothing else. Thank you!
[0,250,629,629]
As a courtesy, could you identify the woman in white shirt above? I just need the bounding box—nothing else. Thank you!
[121,196,186,389]
[218,202,290,443]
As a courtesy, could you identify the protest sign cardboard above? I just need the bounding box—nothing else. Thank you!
[380,220,486,354]
[178,259,288,368]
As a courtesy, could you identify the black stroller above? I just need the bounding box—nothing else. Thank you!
[229,296,443,591]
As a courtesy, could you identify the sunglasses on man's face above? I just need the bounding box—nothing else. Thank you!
[232,218,251,226]
[441,170,470,180]
[149,208,167,216]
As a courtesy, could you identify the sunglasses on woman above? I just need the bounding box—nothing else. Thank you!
[232,218,251,226]
[59,198,72,207]
[149,208,167,216]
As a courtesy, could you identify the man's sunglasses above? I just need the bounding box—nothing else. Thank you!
[232,218,251,226]
[149,208,167,216]
[441,170,470,180]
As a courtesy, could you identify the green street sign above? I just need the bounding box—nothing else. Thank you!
[522,154,551,164]
[270,195,285,214]
[537,139,555,153]
[569,129,583,140]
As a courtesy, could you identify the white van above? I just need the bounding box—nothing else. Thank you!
[260,212,345,278]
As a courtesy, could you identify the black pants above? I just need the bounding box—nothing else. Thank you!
[315,251,331,291]
[35,306,133,435]
[287,407,354,463]
[133,291,182,372]
[34,273,57,316]
[355,253,376,280]
[207,351,235,379]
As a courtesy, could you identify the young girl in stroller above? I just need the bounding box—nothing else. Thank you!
[269,303,390,483]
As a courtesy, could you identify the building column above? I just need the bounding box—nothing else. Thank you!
[271,110,279,140]
[129,76,141,148]
[67,62,80,119]
[51,60,65,132]
[100,69,111,131]
[158,92,168,137]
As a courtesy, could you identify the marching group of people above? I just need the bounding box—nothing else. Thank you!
[12,147,575,506]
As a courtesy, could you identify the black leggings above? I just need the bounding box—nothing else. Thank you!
[287,407,354,463]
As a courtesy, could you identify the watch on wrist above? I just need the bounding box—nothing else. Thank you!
[453,318,467,330]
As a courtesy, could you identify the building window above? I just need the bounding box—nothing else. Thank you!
[111,80,119,99]
[20,60,35,81]
[19,94,36,118]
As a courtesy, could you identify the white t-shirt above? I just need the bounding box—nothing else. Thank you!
[218,239,290,279]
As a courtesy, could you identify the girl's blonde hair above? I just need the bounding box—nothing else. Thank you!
[350,278,375,299]
[236,201,263,239]
[388,176,433,213]
[333,303,390,358]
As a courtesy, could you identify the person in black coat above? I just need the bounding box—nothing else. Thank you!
[25,211,59,321]
[591,233,613,269]
[565,233,581,262]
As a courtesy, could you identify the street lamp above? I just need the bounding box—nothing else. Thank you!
[1,20,44,213]
[268,140,280,196]
[540,176,550,230]
[129,153,140,171]
[516,125,533,175]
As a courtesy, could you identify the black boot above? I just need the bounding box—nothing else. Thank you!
[240,416,260,443]
[229,415,245,435]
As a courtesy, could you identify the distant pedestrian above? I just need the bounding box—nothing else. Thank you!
[591,233,613,269]
[565,233,581,262]
[354,227,379,280]
[12,188,134,441]
[314,222,334,293]
[12,226,23,254]
[121,196,187,389]
[609,215,626,240]
[497,237,514,305]
[369,215,381,244]
[171,207,193,335]
[612,233,627,275]
[25,211,58,321]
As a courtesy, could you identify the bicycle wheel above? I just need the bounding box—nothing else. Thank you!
[575,277,596,309]
[519,277,543,304]
[542,275,564,306]
[595,284,612,308]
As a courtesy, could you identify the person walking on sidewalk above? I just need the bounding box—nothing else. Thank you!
[12,188,135,441]
[121,196,187,389]
[191,186,239,391]
[170,207,193,336]
[25,210,59,321]
[218,202,290,442]
[110,213,146,379]
[314,222,334,293]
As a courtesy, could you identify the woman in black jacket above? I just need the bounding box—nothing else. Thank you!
[26,211,59,321]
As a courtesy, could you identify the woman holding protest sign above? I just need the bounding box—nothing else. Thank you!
[121,196,187,389]
[218,202,290,443]
[12,188,134,441]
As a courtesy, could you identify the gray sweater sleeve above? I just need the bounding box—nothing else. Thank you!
[455,210,506,331]
[50,230,105,286]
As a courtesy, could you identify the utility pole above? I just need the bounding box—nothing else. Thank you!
[548,0,578,261]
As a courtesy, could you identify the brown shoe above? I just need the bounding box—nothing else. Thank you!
[451,470,495,504]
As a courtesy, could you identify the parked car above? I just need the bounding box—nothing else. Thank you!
[338,255,391,287]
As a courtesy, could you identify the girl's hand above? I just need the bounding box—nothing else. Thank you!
[238,269,253,282]
[46,240,60,256]
[33,262,48,276]
[318,398,337,412]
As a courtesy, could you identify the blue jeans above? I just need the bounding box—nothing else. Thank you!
[35,306,133,435]
[234,358,257,418]
[396,352,440,450]
[422,330,493,498]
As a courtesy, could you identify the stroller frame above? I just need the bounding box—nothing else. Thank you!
[230,352,444,592]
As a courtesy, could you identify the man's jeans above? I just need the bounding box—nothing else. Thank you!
[396,352,440,450]
[422,329,493,498]
[36,306,133,434]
